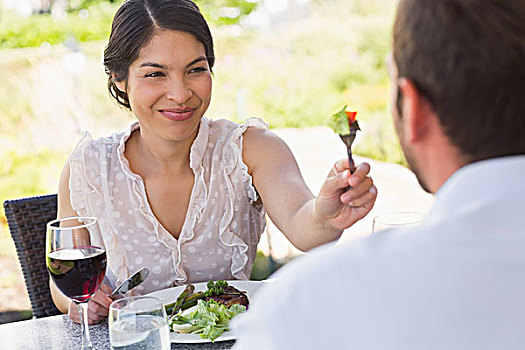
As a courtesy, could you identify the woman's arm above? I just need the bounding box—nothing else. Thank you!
[243,127,376,252]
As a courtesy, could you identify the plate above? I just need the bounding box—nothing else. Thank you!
[147,280,266,343]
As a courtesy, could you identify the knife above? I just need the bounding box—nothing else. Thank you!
[111,267,150,297]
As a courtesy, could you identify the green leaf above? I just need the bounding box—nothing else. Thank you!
[328,105,351,135]
[169,299,246,341]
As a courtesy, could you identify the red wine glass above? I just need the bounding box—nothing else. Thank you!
[46,216,106,350]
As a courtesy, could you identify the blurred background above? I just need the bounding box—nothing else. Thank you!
[0,0,406,321]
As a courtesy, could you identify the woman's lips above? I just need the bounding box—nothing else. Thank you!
[159,108,196,121]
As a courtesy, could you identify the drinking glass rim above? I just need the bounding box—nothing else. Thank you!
[110,295,164,310]
[47,216,97,230]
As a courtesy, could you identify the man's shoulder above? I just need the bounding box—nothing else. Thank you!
[276,211,525,293]
[235,221,525,349]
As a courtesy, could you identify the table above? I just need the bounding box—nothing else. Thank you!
[0,314,235,349]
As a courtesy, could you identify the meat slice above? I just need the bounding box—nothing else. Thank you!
[206,285,249,308]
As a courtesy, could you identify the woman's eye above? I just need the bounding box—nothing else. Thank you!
[145,71,165,78]
[189,67,208,74]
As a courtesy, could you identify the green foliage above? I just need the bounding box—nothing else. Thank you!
[196,0,259,25]
[0,149,66,202]
[68,0,120,11]
[250,250,284,281]
[0,1,121,49]
[0,0,257,49]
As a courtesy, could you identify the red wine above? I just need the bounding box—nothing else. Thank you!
[47,246,107,303]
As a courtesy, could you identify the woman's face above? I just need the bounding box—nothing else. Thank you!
[116,29,212,143]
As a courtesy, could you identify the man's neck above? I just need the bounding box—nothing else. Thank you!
[417,134,466,194]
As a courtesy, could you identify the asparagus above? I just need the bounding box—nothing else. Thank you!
[180,291,206,309]
[169,284,195,317]
[166,280,232,316]
[165,291,206,315]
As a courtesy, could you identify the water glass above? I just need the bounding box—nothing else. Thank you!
[109,296,170,350]
[371,211,425,234]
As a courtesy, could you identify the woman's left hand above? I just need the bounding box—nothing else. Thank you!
[315,159,377,231]
[67,283,113,325]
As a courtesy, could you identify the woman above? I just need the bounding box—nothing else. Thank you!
[51,0,377,324]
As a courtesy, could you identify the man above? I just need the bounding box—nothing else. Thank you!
[232,0,525,349]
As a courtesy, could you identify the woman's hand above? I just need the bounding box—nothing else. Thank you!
[68,283,114,325]
[315,159,377,232]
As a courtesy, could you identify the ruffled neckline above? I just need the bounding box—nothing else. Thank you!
[115,119,210,250]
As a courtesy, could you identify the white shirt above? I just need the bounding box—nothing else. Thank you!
[69,117,267,294]
[233,156,525,350]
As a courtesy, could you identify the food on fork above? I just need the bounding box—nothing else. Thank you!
[328,105,361,173]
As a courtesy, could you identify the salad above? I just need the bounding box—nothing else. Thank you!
[328,105,360,173]
[166,280,248,342]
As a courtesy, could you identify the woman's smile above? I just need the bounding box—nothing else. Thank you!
[159,107,197,122]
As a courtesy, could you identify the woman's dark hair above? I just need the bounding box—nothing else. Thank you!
[393,0,525,162]
[104,0,215,109]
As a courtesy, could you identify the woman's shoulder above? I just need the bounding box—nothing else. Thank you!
[70,124,135,157]
[203,117,286,152]
[240,119,284,149]
[206,117,267,130]
[206,117,268,140]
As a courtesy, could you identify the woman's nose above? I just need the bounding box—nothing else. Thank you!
[165,76,192,104]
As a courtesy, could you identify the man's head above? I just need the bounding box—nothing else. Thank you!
[390,0,525,190]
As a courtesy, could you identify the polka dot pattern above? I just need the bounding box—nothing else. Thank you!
[68,118,267,294]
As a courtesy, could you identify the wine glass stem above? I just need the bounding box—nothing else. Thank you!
[78,302,94,350]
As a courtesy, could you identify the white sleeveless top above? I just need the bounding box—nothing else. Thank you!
[68,117,267,294]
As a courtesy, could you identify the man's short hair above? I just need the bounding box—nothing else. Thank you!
[393,0,525,162]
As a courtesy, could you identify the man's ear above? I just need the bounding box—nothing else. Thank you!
[112,74,126,93]
[398,78,433,144]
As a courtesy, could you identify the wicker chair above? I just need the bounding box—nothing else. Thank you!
[3,194,61,318]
